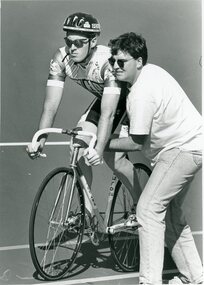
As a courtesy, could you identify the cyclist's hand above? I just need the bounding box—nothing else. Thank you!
[26,142,43,159]
[83,148,103,166]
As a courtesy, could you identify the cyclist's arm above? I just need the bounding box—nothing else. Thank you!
[26,86,63,158]
[37,86,64,148]
[27,48,66,156]
[94,79,121,158]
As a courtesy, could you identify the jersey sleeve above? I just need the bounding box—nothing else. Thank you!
[101,61,116,82]
[47,49,66,88]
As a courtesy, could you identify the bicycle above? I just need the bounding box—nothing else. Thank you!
[29,127,152,281]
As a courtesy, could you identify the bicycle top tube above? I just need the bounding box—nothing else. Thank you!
[31,127,97,152]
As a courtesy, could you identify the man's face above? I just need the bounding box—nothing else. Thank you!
[64,34,91,62]
[109,50,137,84]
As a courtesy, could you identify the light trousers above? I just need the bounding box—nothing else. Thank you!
[137,148,203,284]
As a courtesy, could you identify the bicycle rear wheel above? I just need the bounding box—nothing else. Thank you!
[108,163,151,272]
[29,167,85,281]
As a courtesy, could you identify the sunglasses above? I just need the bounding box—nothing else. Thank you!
[64,38,90,48]
[108,57,134,69]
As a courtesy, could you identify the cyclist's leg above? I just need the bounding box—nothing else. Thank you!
[75,121,97,185]
[103,143,141,205]
[75,121,97,216]
[74,99,99,216]
[103,122,142,205]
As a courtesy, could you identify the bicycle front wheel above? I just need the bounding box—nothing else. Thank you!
[29,167,85,281]
[108,163,151,272]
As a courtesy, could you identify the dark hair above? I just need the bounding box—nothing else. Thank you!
[108,32,148,65]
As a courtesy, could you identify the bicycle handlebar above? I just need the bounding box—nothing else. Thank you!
[31,127,97,150]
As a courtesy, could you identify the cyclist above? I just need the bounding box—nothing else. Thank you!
[26,13,140,217]
[87,32,203,284]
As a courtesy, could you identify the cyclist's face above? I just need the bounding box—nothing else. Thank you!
[65,34,91,62]
[110,50,142,85]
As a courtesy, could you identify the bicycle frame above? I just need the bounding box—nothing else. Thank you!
[31,127,136,240]
[69,145,136,237]
[29,127,148,280]
[69,143,119,235]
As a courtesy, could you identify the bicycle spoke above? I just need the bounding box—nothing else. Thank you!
[108,163,151,272]
[29,168,85,280]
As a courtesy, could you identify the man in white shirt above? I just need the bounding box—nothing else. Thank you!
[86,32,203,285]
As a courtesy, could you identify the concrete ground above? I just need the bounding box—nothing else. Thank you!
[0,239,177,285]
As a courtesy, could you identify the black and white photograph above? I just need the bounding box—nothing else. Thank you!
[0,0,202,284]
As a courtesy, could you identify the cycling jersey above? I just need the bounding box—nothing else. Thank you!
[47,45,117,98]
[47,45,128,131]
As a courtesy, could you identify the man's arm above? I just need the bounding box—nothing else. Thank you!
[86,134,147,165]
[95,92,121,155]
[27,86,63,157]
[38,86,63,146]
[27,47,66,158]
[94,80,121,158]
[106,134,146,152]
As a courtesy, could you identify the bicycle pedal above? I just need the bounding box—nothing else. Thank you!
[124,214,138,228]
[125,222,139,228]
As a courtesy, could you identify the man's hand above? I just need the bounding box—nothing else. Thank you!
[83,148,103,166]
[26,141,43,159]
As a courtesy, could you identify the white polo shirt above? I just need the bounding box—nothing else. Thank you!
[127,64,203,164]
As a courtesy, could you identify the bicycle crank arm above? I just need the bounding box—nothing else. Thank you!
[106,222,138,234]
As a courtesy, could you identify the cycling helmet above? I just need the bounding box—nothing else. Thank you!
[63,12,101,36]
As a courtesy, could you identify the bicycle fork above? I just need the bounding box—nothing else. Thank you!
[48,145,80,230]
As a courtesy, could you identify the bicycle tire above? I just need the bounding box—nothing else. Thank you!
[108,163,151,272]
[29,167,85,281]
